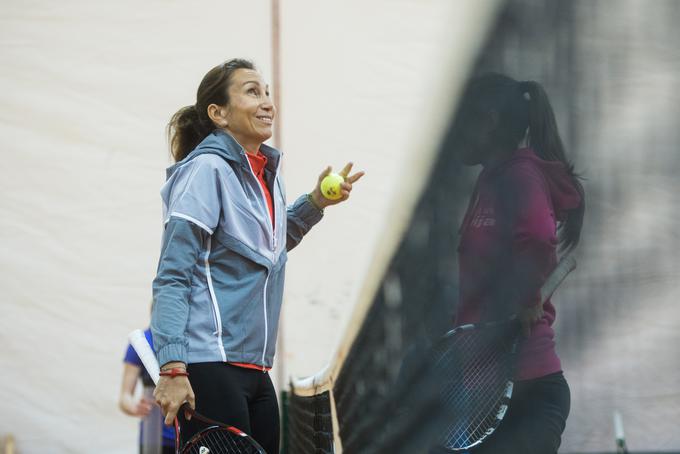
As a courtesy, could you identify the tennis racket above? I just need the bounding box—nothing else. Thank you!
[432,254,577,452]
[128,330,267,454]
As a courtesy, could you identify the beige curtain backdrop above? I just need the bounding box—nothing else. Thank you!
[0,1,470,452]
[0,1,274,452]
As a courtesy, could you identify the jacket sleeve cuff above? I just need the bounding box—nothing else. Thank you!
[156,343,188,367]
[294,194,324,227]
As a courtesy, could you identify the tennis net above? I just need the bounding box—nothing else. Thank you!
[286,0,680,452]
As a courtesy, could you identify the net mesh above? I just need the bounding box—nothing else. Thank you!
[286,0,680,452]
[288,391,334,454]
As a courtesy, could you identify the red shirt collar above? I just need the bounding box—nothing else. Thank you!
[246,150,268,176]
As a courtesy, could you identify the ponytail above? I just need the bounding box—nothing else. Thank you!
[521,80,585,252]
[167,105,213,162]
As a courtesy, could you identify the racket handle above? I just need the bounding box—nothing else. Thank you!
[613,411,628,454]
[128,329,161,385]
[540,254,577,302]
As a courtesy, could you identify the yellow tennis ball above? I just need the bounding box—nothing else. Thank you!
[320,173,345,200]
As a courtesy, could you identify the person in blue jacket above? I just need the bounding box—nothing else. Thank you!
[120,328,176,453]
[151,58,364,453]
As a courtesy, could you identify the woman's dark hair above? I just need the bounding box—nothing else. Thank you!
[168,58,256,162]
[461,73,585,251]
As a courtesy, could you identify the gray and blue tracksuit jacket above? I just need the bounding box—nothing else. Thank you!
[151,130,323,368]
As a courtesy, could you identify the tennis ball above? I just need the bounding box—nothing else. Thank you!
[320,173,345,200]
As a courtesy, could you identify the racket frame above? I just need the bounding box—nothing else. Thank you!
[435,254,577,451]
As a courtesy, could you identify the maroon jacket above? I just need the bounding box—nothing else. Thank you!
[456,148,581,380]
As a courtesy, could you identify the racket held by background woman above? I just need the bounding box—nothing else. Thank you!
[432,254,577,452]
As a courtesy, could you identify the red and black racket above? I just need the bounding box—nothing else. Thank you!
[128,330,267,454]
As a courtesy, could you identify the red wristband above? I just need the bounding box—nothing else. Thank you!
[159,368,189,378]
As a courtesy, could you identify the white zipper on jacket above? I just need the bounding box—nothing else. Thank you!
[243,151,282,371]
[271,158,282,253]
[243,154,277,252]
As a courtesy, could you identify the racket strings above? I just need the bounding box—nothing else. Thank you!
[181,427,261,454]
[433,325,517,449]
[441,355,505,446]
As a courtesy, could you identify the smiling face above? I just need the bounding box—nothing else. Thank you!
[221,68,275,153]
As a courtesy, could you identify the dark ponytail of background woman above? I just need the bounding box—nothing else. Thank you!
[167,58,255,163]
[458,73,585,252]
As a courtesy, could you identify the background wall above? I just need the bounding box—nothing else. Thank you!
[0,1,273,451]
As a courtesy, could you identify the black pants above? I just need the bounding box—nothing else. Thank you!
[471,371,570,454]
[179,362,280,454]
[138,445,174,454]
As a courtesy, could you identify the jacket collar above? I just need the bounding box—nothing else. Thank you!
[168,129,282,177]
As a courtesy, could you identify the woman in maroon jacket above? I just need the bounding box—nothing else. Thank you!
[453,73,584,453]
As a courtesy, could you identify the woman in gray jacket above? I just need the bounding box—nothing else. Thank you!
[151,58,363,452]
